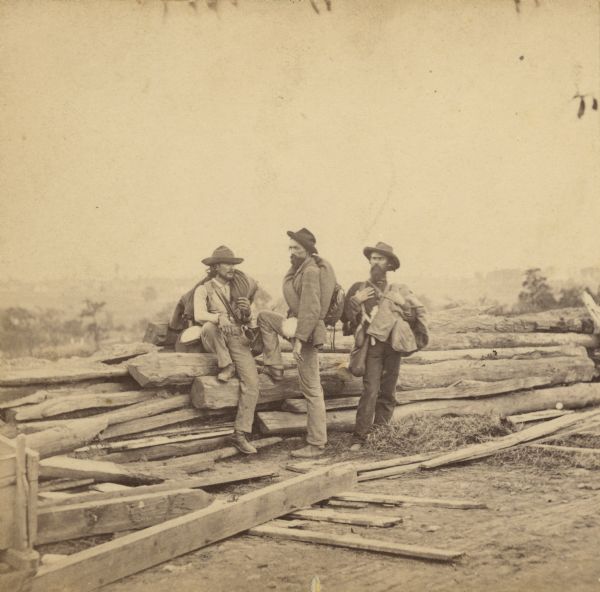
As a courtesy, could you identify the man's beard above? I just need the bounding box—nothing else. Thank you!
[290,254,305,269]
[369,264,387,282]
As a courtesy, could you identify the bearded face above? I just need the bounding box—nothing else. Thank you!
[369,254,389,282]
[289,239,308,269]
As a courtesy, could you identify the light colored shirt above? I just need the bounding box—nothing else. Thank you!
[193,278,257,326]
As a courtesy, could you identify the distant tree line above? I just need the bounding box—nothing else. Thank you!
[515,268,599,313]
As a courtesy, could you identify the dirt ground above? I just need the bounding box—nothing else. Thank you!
[71,436,600,592]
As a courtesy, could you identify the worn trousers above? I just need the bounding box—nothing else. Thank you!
[257,310,327,447]
[354,338,401,439]
[200,322,259,434]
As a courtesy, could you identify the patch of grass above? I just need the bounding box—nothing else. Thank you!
[365,413,515,456]
[491,445,600,471]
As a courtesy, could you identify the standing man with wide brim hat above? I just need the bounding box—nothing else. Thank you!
[191,245,261,455]
[257,228,337,458]
[341,241,428,451]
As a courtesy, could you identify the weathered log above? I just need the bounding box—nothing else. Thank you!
[0,362,128,387]
[128,353,219,388]
[99,435,231,463]
[21,417,109,458]
[90,343,159,364]
[282,397,360,414]
[39,456,165,485]
[0,380,136,409]
[507,409,574,424]
[332,492,487,509]
[582,291,600,334]
[287,508,403,528]
[37,489,214,544]
[191,371,349,410]
[426,331,599,350]
[127,437,283,475]
[7,391,157,422]
[99,408,212,440]
[428,307,593,334]
[258,383,600,435]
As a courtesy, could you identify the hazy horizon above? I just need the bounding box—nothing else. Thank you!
[1,0,599,286]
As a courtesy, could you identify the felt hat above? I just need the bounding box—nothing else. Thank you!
[287,227,318,254]
[201,245,244,266]
[363,241,400,271]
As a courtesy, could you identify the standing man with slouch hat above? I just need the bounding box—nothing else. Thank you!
[342,242,428,451]
[192,245,261,455]
[257,228,337,458]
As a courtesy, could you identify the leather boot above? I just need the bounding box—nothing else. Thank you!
[262,365,284,382]
[290,444,326,458]
[217,364,236,382]
[229,431,257,455]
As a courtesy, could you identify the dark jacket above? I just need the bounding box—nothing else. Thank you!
[283,255,335,346]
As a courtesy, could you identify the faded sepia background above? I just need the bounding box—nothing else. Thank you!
[0,0,598,357]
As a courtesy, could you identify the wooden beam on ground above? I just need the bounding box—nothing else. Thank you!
[525,443,600,455]
[37,489,214,544]
[332,492,487,509]
[421,408,600,470]
[288,508,402,527]
[90,343,159,364]
[39,478,95,492]
[355,452,439,474]
[30,464,356,592]
[507,409,574,424]
[8,391,156,422]
[127,353,220,388]
[39,456,165,485]
[247,525,463,562]
[258,383,600,436]
[38,468,279,508]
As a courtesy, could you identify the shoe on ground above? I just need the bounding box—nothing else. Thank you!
[290,444,326,459]
[262,365,284,382]
[229,431,257,455]
[217,364,236,382]
[349,434,366,452]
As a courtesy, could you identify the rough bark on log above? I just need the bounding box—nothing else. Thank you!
[0,362,129,387]
[258,383,600,435]
[128,353,220,388]
[427,331,599,350]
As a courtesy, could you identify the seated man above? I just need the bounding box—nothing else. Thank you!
[193,245,261,455]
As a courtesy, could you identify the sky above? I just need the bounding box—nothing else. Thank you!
[0,0,599,296]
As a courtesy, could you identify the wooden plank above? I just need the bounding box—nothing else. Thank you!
[90,343,159,364]
[258,383,600,436]
[421,408,600,470]
[37,489,214,544]
[507,409,574,424]
[333,492,487,509]
[355,452,439,474]
[14,435,29,550]
[26,448,39,547]
[39,478,95,492]
[8,391,156,421]
[37,469,279,508]
[0,363,128,387]
[248,525,463,562]
[21,417,109,458]
[39,456,165,485]
[582,291,600,334]
[0,485,16,548]
[358,462,426,481]
[30,464,356,592]
[326,500,368,509]
[526,443,600,455]
[288,508,403,527]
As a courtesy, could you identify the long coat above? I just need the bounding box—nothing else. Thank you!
[283,255,335,346]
